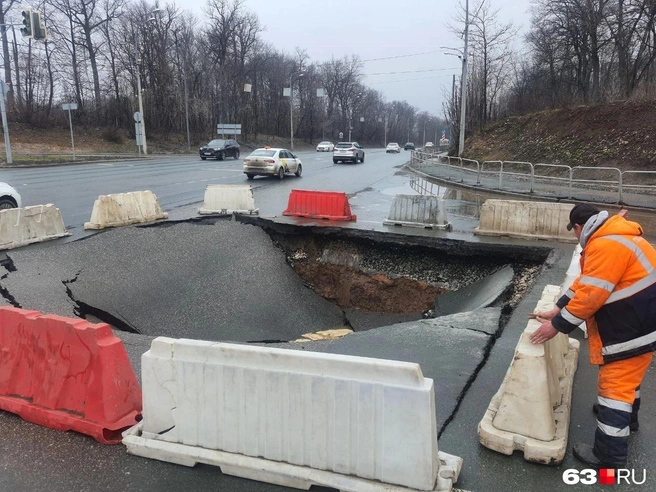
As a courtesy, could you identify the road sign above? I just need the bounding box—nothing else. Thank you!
[62,103,78,111]
[134,112,142,122]
[316,88,324,97]
[282,88,291,97]
[244,84,252,93]
[339,132,344,139]
[217,123,241,135]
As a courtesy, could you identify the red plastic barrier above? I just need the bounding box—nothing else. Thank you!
[282,189,357,221]
[0,307,142,444]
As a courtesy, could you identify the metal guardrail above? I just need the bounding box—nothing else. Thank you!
[534,163,573,199]
[410,175,441,196]
[410,151,656,205]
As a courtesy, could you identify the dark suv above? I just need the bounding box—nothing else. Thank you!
[200,139,240,160]
[404,142,415,150]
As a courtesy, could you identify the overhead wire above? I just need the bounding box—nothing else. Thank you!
[361,50,443,62]
[365,68,459,76]
[368,75,457,84]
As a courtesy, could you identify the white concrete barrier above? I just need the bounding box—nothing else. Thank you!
[198,184,258,216]
[478,285,580,464]
[123,338,463,491]
[84,191,168,230]
[383,194,452,230]
[0,204,70,250]
[475,200,575,242]
[561,245,586,336]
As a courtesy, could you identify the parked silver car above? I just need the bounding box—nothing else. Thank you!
[333,142,365,164]
[0,182,22,209]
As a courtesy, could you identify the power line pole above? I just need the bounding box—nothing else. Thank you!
[0,80,12,164]
[458,0,469,156]
[134,32,148,154]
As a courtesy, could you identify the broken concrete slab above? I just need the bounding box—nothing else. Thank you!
[71,221,344,342]
[344,308,424,331]
[269,316,491,432]
[426,308,502,336]
[435,265,513,316]
[1,221,346,343]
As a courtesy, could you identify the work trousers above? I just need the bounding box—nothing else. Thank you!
[594,352,653,465]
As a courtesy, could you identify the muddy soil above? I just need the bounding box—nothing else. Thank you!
[275,234,521,315]
[291,261,444,313]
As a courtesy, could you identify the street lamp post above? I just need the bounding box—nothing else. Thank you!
[348,113,353,141]
[289,71,305,150]
[134,31,148,155]
[458,0,470,156]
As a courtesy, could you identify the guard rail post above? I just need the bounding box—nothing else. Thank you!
[618,170,623,204]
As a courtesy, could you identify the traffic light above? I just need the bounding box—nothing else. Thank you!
[32,12,47,41]
[20,9,33,38]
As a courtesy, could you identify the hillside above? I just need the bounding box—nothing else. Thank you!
[464,100,656,170]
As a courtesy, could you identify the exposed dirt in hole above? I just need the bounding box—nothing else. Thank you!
[292,261,444,313]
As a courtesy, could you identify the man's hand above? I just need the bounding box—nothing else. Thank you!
[528,307,560,321]
[530,320,560,344]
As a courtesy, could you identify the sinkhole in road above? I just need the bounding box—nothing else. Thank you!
[0,217,552,344]
[242,217,550,331]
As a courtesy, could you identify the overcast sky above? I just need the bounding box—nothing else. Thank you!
[182,0,533,117]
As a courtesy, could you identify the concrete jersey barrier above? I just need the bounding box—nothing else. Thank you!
[478,284,580,464]
[475,200,576,242]
[383,194,452,230]
[84,190,168,230]
[123,338,463,491]
[0,204,71,250]
[198,184,259,216]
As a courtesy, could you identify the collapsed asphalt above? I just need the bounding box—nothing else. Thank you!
[2,167,653,491]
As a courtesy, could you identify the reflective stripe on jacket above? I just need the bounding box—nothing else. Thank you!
[552,215,656,365]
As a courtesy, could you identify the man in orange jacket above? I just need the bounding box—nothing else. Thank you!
[530,203,656,468]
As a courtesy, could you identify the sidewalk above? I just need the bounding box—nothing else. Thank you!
[410,156,656,210]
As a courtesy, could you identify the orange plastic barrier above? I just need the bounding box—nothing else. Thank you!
[282,189,356,221]
[0,307,142,444]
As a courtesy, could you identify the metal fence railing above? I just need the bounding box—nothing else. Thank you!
[409,151,656,207]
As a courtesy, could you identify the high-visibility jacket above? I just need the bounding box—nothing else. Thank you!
[552,214,656,365]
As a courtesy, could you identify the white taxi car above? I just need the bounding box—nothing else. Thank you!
[243,147,302,180]
[316,141,334,152]
[0,182,22,209]
[386,142,401,153]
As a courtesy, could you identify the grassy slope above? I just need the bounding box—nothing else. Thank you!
[464,100,656,170]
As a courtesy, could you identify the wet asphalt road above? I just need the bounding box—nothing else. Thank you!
[0,148,408,238]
